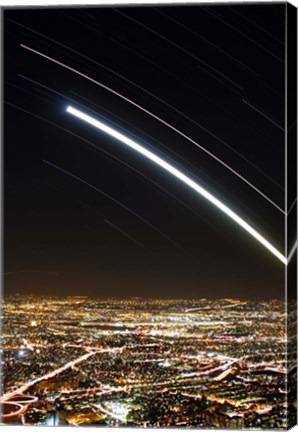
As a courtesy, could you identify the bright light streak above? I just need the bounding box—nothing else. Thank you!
[21,44,284,214]
[66,105,287,266]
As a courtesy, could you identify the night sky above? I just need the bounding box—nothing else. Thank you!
[4,3,287,299]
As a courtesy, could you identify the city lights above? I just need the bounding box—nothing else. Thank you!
[2,295,292,428]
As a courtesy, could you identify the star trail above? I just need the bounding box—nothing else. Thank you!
[66,104,286,265]
[5,4,286,298]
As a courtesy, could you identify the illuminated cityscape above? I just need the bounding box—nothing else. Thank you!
[1,295,295,428]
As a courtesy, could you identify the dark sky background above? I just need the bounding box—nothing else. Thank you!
[4,3,287,299]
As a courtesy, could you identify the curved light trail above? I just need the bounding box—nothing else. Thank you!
[66,105,287,266]
[20,44,284,214]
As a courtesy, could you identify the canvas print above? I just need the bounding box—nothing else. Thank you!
[2,1,297,429]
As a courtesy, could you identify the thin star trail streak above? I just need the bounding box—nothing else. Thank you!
[45,10,279,139]
[4,100,65,131]
[19,41,282,187]
[202,7,284,63]
[55,117,205,233]
[242,99,284,131]
[18,74,73,102]
[68,89,261,220]
[114,9,244,92]
[230,6,285,47]
[66,105,287,265]
[154,8,284,98]
[104,219,154,256]
[66,91,283,228]
[10,17,249,126]
[5,100,283,259]
[42,160,182,252]
[20,72,215,181]
[153,7,261,79]
[67,123,211,233]
[5,96,197,243]
[19,39,282,190]
[6,81,54,105]
[20,44,284,213]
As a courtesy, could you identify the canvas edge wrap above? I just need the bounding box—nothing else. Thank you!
[0,2,297,429]
[286,1,297,429]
